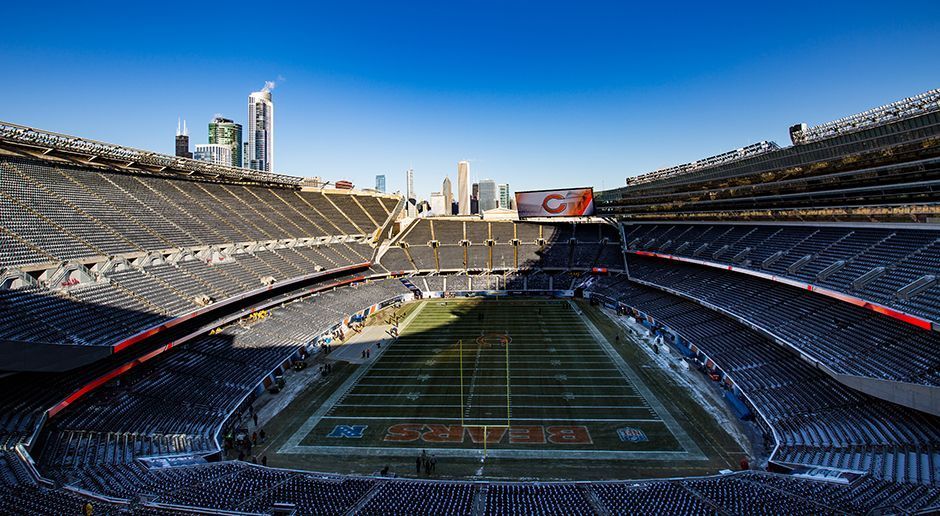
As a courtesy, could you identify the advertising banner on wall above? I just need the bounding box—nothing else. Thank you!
[514,187,595,218]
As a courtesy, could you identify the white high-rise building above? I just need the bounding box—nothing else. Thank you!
[406,169,415,200]
[457,160,470,215]
[429,192,446,216]
[478,179,499,212]
[248,87,274,171]
[193,144,232,166]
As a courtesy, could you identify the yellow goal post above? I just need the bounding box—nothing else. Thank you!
[458,335,512,456]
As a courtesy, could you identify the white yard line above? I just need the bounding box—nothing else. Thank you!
[278,302,428,453]
[341,393,643,398]
[319,416,666,422]
[364,375,627,379]
[368,367,620,371]
[330,404,652,409]
[353,384,634,388]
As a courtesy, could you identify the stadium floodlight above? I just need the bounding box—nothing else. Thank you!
[789,88,940,145]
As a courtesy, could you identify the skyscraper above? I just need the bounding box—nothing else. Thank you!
[175,118,192,158]
[442,177,453,216]
[404,169,416,217]
[406,169,415,201]
[375,174,386,193]
[478,179,499,212]
[429,192,446,216]
[208,117,242,168]
[498,183,511,209]
[248,86,274,171]
[457,160,470,215]
[193,143,232,165]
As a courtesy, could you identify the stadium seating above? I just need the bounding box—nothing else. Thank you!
[0,156,393,267]
[0,155,395,373]
[4,109,940,514]
[623,222,940,324]
[625,254,940,386]
[485,483,594,515]
[6,456,940,516]
[3,260,940,512]
[0,243,372,350]
[379,219,625,273]
[362,480,476,515]
[583,274,940,484]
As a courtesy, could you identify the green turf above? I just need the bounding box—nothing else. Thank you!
[296,299,686,455]
[263,298,749,479]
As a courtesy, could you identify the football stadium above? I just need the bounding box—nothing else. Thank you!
[0,84,939,515]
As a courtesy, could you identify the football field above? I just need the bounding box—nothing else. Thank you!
[279,298,703,461]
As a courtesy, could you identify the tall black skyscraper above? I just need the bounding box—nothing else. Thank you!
[175,119,192,159]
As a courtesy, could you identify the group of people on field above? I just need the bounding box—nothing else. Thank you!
[416,450,437,476]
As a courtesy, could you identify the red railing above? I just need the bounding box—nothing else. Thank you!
[632,251,935,331]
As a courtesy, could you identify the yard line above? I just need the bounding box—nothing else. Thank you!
[353,384,635,389]
[360,375,627,379]
[318,416,665,422]
[330,404,653,409]
[367,367,620,371]
[383,350,610,358]
[396,336,597,339]
[374,353,610,365]
[342,393,643,398]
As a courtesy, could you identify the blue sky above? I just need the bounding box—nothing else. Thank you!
[1,1,938,198]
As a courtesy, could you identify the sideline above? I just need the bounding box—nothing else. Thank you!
[568,300,705,461]
[279,301,428,453]
[596,303,756,458]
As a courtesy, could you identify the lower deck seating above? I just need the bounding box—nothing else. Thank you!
[626,255,940,385]
[583,274,940,484]
[0,243,374,353]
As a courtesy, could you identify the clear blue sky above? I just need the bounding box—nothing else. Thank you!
[2,1,938,198]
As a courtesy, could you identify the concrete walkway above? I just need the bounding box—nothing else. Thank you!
[328,323,396,364]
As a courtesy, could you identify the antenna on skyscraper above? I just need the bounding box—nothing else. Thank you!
[177,118,182,137]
